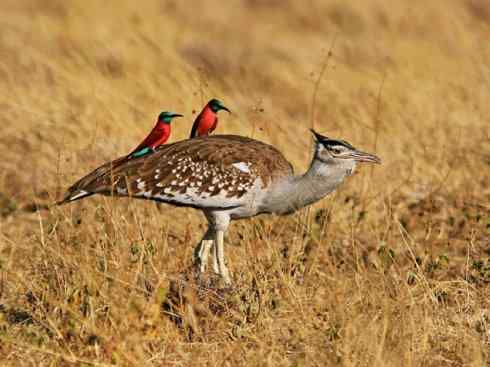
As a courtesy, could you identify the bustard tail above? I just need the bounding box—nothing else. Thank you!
[57,188,93,205]
[57,156,127,205]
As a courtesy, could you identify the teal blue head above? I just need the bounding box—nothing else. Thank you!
[158,111,183,124]
[208,99,231,113]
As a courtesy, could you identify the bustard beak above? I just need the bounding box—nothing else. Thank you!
[350,149,381,164]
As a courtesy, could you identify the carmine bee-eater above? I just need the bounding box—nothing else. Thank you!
[130,111,183,158]
[189,99,231,138]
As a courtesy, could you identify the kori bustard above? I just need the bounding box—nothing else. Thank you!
[59,130,381,285]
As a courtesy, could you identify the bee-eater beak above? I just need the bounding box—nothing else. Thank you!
[172,114,184,118]
[351,149,381,164]
[220,105,231,113]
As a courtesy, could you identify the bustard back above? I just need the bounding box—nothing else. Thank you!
[59,131,381,285]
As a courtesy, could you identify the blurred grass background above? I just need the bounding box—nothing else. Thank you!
[0,0,489,366]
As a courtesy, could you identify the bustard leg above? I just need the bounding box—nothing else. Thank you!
[197,240,213,273]
[215,230,231,285]
[210,241,220,275]
[203,211,231,285]
[193,228,214,274]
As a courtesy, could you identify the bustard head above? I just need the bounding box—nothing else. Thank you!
[158,111,183,124]
[310,129,381,174]
[208,99,231,113]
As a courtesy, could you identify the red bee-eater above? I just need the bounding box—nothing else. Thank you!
[189,99,231,138]
[130,111,183,158]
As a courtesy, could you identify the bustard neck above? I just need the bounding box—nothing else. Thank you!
[263,158,354,215]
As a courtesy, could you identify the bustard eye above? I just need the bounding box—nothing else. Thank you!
[330,147,342,155]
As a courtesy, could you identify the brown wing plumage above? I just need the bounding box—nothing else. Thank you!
[60,135,293,209]
[58,155,129,204]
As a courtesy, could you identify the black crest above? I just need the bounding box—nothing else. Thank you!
[310,129,355,150]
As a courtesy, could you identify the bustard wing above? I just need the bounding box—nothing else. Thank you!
[72,135,293,210]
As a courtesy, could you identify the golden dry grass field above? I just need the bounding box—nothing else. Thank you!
[0,0,489,365]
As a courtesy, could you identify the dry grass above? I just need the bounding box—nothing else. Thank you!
[1,0,489,365]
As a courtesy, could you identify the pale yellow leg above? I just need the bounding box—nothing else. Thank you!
[210,241,220,274]
[198,240,213,273]
[193,228,214,274]
[215,230,231,285]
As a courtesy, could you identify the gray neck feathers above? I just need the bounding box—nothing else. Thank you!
[263,157,355,215]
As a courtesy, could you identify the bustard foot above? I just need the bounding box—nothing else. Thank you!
[192,228,232,286]
[192,244,231,287]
